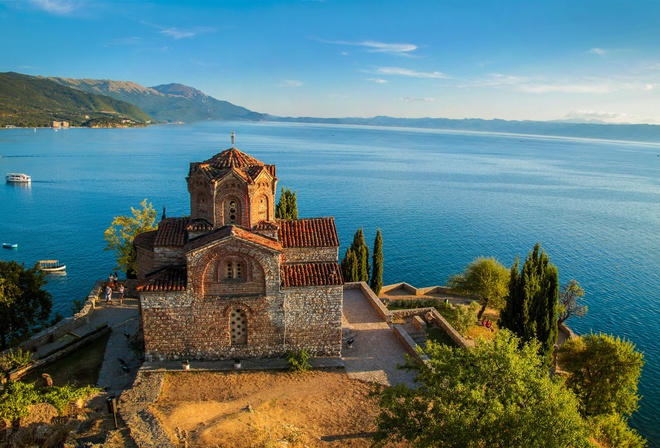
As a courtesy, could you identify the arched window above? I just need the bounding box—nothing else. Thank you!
[223,260,244,280]
[256,194,269,222]
[230,308,247,346]
[223,198,241,226]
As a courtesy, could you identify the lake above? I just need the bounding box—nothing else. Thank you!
[1,122,659,443]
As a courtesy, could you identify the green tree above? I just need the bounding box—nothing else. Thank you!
[0,261,53,349]
[341,247,359,282]
[558,279,588,325]
[104,198,157,277]
[275,187,298,219]
[588,413,647,448]
[447,256,510,319]
[373,331,591,448]
[370,229,384,295]
[499,243,559,362]
[558,333,644,418]
[351,228,370,283]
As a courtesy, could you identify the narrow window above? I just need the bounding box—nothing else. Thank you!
[235,263,242,279]
[230,309,247,346]
[226,263,233,279]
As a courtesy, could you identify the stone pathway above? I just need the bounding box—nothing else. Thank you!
[342,288,417,387]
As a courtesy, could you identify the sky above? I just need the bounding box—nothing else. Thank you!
[1,0,660,123]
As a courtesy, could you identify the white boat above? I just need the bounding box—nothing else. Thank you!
[2,243,18,249]
[5,173,31,183]
[38,260,66,272]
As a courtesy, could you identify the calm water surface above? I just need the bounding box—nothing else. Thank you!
[1,122,659,443]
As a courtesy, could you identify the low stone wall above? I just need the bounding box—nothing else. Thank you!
[9,325,110,381]
[344,281,390,323]
[426,308,469,349]
[393,324,429,363]
[380,282,418,295]
[18,280,104,354]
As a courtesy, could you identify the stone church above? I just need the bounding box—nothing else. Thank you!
[134,141,343,361]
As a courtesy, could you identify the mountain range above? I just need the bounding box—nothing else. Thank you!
[3,71,660,143]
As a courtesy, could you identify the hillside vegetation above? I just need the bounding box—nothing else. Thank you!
[50,77,265,123]
[0,72,151,127]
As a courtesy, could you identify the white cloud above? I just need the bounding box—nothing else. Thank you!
[318,39,418,56]
[400,97,435,102]
[366,78,388,84]
[160,28,196,39]
[359,41,417,55]
[26,0,77,14]
[564,110,660,125]
[281,80,303,87]
[376,67,447,79]
[466,73,656,95]
[589,48,607,56]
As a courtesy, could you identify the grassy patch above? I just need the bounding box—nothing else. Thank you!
[425,327,457,347]
[22,332,110,388]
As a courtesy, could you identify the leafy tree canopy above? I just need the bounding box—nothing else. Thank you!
[0,261,52,350]
[558,333,644,418]
[103,198,157,277]
[558,279,588,325]
[275,187,298,219]
[448,256,510,319]
[374,330,591,448]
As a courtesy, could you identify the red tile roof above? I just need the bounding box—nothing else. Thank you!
[185,225,282,252]
[205,147,264,170]
[189,147,276,185]
[134,230,157,250]
[253,220,280,231]
[136,266,187,292]
[187,218,213,232]
[278,218,340,248]
[153,218,188,246]
[281,262,343,287]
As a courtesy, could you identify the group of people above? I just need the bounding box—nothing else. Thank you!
[481,318,494,331]
[105,272,125,305]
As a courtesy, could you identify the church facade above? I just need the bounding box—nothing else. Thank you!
[134,144,343,361]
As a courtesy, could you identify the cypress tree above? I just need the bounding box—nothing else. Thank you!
[499,243,559,362]
[351,228,370,283]
[275,187,298,219]
[341,247,359,282]
[370,228,383,295]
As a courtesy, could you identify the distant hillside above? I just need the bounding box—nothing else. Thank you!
[50,77,265,123]
[268,115,660,143]
[0,72,151,127]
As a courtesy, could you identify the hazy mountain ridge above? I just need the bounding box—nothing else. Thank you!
[50,78,265,123]
[5,71,660,143]
[267,115,660,143]
[0,72,151,127]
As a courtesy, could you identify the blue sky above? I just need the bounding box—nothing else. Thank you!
[1,0,659,123]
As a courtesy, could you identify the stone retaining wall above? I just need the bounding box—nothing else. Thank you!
[17,280,105,354]
[344,281,390,323]
[392,324,429,363]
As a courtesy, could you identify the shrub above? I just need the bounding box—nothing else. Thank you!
[286,349,312,372]
[0,348,33,374]
[453,302,480,335]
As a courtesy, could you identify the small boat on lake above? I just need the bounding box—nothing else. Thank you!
[38,260,66,272]
[2,243,18,249]
[5,173,31,183]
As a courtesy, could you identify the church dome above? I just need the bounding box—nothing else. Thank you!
[204,147,264,170]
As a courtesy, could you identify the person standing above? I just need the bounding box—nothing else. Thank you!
[118,283,125,305]
[105,284,113,304]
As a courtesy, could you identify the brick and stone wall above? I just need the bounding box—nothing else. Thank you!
[153,246,186,271]
[283,285,343,357]
[282,247,338,264]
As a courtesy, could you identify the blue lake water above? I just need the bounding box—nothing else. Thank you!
[1,122,659,443]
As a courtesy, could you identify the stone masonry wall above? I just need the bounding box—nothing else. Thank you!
[153,246,186,271]
[282,247,338,264]
[283,285,343,357]
[142,291,287,361]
